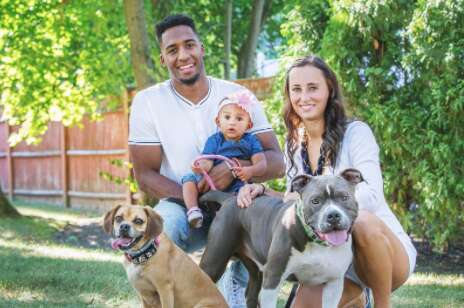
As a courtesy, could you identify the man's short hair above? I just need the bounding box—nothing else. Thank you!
[155,14,198,44]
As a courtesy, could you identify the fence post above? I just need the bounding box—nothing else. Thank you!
[5,124,13,200]
[60,124,69,207]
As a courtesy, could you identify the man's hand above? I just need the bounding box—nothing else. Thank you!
[232,166,254,182]
[197,162,234,193]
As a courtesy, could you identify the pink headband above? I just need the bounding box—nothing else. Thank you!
[217,90,256,118]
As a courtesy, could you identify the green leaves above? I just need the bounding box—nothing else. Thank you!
[99,159,138,193]
[0,0,131,145]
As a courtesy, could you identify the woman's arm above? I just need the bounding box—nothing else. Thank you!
[347,122,387,213]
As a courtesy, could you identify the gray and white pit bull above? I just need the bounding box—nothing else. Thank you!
[199,168,363,308]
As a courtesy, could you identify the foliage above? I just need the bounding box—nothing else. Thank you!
[152,0,285,78]
[99,159,138,193]
[273,0,464,249]
[0,0,131,145]
[0,0,285,145]
[400,0,464,248]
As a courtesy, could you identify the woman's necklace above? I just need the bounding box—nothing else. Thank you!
[300,134,325,176]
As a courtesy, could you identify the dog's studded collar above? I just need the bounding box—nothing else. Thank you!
[295,199,328,247]
[125,237,160,265]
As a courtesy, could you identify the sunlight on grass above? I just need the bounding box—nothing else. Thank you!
[15,202,102,225]
[0,238,120,263]
[0,286,46,303]
[407,272,464,286]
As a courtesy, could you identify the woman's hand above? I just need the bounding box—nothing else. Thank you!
[237,183,264,208]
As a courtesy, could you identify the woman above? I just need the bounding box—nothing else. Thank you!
[237,55,416,307]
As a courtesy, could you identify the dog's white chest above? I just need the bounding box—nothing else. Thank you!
[284,238,353,285]
[126,263,145,284]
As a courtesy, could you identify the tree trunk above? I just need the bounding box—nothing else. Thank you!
[224,0,232,80]
[237,0,267,79]
[123,0,156,90]
[0,187,20,218]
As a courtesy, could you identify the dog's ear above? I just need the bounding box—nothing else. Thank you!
[144,206,164,238]
[290,174,312,194]
[340,168,363,185]
[103,205,122,234]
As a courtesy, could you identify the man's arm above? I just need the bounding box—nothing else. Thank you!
[232,152,267,182]
[197,131,285,192]
[253,131,285,182]
[130,145,182,199]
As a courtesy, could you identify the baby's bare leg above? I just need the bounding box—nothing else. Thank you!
[183,182,199,210]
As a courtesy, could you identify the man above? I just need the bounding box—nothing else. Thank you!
[128,14,285,307]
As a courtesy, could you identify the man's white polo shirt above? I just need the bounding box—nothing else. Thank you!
[128,77,273,184]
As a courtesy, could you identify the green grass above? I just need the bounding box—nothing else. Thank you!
[391,272,464,307]
[0,201,137,307]
[1,201,463,307]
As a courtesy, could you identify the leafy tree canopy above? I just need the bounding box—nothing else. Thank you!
[0,0,132,145]
[0,0,284,144]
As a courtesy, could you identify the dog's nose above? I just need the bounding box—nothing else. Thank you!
[327,211,341,224]
[119,223,130,235]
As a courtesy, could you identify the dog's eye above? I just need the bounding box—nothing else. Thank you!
[311,198,320,205]
[115,216,123,223]
[133,218,144,225]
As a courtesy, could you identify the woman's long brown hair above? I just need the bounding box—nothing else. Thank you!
[283,55,348,177]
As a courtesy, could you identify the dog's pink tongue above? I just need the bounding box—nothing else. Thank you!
[320,230,348,246]
[111,238,132,250]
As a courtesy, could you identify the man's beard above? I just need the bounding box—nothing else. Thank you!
[179,72,201,85]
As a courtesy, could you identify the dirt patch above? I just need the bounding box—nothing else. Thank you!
[414,240,464,274]
[54,220,112,250]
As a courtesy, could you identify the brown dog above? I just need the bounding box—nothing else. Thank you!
[103,205,227,308]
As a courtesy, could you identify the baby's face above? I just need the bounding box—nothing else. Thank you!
[216,104,252,141]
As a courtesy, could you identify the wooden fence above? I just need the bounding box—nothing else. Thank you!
[0,110,131,212]
[0,77,274,212]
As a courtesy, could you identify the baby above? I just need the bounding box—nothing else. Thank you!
[181,91,267,228]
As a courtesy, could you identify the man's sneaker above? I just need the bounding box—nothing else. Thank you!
[228,277,247,308]
[218,271,247,308]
